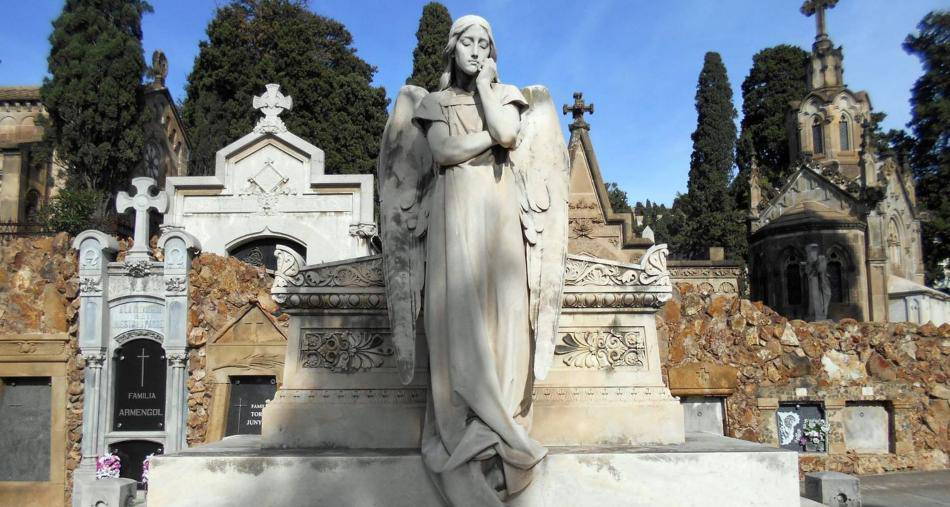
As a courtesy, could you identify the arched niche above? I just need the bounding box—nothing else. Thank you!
[227,235,306,272]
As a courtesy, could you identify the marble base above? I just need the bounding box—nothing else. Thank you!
[149,433,799,506]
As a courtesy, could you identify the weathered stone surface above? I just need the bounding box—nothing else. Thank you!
[866,352,898,381]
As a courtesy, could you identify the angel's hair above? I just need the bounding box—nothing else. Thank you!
[438,15,498,92]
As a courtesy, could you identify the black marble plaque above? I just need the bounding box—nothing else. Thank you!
[0,378,51,481]
[776,403,825,451]
[110,439,162,488]
[230,238,306,272]
[113,339,166,431]
[225,376,276,436]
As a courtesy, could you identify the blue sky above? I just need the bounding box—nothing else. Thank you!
[0,1,942,206]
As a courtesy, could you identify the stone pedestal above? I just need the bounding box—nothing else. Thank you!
[803,471,861,506]
[81,478,138,507]
[262,246,683,450]
[149,433,799,507]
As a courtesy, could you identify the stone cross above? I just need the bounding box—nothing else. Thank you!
[116,177,168,261]
[232,397,247,426]
[253,83,293,134]
[563,92,594,132]
[801,0,839,40]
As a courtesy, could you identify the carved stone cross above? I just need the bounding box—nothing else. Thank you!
[116,177,168,261]
[563,92,594,132]
[253,83,293,134]
[801,0,839,40]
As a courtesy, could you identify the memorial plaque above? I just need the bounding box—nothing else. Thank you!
[110,440,162,488]
[0,378,51,481]
[225,376,277,436]
[110,301,164,337]
[681,396,725,435]
[113,339,166,431]
[843,402,891,453]
[776,403,825,451]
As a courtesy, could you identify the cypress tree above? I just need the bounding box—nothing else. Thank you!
[182,0,389,176]
[733,45,809,209]
[904,11,950,284]
[407,2,452,92]
[677,52,745,260]
[40,0,153,191]
[605,181,631,213]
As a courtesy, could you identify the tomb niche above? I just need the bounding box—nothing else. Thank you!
[0,332,70,506]
[204,304,286,443]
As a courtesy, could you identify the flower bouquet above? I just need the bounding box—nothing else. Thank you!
[141,454,154,487]
[798,418,829,452]
[95,453,121,479]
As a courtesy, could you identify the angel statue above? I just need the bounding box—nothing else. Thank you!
[378,14,570,506]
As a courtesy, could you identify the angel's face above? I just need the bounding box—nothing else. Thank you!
[454,25,491,77]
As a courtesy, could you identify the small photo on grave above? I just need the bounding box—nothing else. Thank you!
[776,403,828,452]
[225,376,277,436]
[109,440,162,489]
[113,339,167,431]
[0,377,51,482]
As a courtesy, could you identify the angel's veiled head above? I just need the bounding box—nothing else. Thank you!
[439,15,497,91]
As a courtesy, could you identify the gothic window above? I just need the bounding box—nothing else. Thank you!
[827,249,846,303]
[839,114,851,151]
[812,117,824,155]
[782,248,804,308]
[228,237,306,272]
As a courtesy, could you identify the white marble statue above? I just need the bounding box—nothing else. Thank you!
[378,14,570,506]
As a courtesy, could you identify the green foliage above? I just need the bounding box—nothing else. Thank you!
[38,186,110,236]
[605,181,631,213]
[632,199,675,243]
[674,52,746,261]
[182,0,389,176]
[407,2,452,92]
[733,45,809,209]
[40,0,153,192]
[904,10,950,284]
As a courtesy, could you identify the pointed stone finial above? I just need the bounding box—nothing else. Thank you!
[562,92,594,132]
[253,84,293,134]
[641,225,655,242]
[801,0,839,41]
[116,177,168,261]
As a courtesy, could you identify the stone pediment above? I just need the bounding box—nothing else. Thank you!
[753,167,861,234]
[271,244,673,311]
[211,305,286,345]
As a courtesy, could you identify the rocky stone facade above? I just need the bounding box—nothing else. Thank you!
[660,282,949,476]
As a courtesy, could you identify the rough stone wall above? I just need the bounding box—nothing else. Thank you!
[658,282,950,476]
[0,234,81,504]
[184,253,287,445]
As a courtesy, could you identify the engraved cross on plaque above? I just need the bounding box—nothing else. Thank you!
[137,347,150,387]
[253,84,293,134]
[562,92,594,132]
[801,0,839,40]
[116,177,168,261]
[232,397,247,426]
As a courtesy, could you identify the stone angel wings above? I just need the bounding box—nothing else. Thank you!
[378,84,571,384]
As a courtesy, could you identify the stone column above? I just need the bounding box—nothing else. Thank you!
[71,230,118,506]
[823,397,846,454]
[891,398,915,455]
[865,211,889,321]
[159,228,200,452]
[756,397,780,446]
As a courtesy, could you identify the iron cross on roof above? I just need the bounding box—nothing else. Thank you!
[801,0,839,40]
[563,92,594,132]
[116,177,168,261]
[253,83,293,134]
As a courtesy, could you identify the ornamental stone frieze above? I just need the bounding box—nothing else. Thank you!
[272,243,673,312]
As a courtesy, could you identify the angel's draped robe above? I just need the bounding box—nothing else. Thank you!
[413,84,547,502]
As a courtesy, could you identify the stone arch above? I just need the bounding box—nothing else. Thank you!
[0,115,15,131]
[226,233,307,272]
[19,116,35,127]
